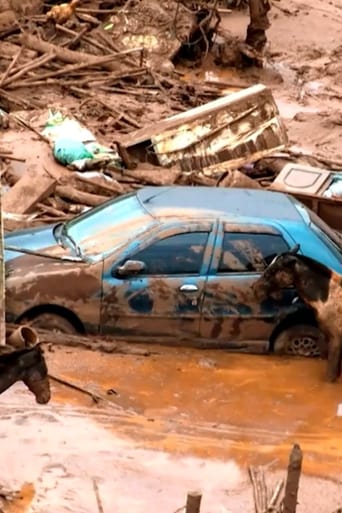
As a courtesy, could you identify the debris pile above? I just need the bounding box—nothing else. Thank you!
[1,0,342,233]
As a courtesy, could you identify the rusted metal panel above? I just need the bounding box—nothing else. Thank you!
[120,84,288,175]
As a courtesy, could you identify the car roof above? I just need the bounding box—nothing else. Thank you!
[137,186,303,222]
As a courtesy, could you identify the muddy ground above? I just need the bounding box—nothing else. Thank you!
[1,346,342,512]
[2,0,342,511]
[202,0,342,161]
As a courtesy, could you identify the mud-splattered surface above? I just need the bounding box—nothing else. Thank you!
[189,0,342,161]
[2,0,342,510]
[1,345,341,512]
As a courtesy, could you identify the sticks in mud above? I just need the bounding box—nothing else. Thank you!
[248,444,303,513]
[249,465,283,513]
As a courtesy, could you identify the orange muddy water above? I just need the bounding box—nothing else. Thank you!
[48,346,342,479]
[1,347,342,513]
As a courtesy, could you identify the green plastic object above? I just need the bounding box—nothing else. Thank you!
[53,137,94,165]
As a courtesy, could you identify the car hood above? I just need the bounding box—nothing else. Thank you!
[5,223,72,264]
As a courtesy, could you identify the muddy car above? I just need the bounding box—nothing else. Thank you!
[5,186,342,356]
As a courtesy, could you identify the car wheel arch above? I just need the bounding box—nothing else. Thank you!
[269,307,320,352]
[16,304,85,334]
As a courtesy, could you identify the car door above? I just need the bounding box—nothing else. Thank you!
[200,222,297,349]
[100,222,217,341]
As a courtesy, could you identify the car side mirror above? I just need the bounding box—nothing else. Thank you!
[116,260,146,277]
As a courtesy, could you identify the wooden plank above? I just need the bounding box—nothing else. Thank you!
[283,444,303,513]
[1,130,68,216]
[185,491,202,513]
[3,167,57,215]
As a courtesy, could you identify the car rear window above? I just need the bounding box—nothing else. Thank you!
[218,232,289,272]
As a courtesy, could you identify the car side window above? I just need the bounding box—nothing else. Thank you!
[218,232,289,273]
[131,232,209,275]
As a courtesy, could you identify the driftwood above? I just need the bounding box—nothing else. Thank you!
[55,185,108,207]
[19,33,139,73]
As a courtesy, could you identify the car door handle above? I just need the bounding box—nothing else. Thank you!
[179,284,199,292]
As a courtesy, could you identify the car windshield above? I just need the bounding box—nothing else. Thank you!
[61,193,153,260]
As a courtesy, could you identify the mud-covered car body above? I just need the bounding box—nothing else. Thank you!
[5,186,342,352]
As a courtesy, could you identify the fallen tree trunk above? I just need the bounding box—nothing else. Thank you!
[19,33,123,72]
[55,185,108,206]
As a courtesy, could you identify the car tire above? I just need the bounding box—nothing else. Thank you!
[22,313,78,334]
[273,324,326,358]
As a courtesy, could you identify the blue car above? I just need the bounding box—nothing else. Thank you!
[5,186,342,356]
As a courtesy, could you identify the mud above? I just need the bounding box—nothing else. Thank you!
[0,345,341,512]
[186,0,342,162]
[2,1,342,510]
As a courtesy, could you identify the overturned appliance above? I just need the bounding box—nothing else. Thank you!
[118,84,288,176]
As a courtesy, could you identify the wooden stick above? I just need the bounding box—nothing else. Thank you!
[268,479,284,510]
[185,492,202,513]
[7,111,50,143]
[77,7,118,13]
[76,12,101,25]
[19,53,132,83]
[92,478,105,513]
[0,88,36,109]
[56,25,119,57]
[2,52,56,87]
[0,154,25,162]
[7,79,83,89]
[61,24,90,49]
[283,444,303,513]
[0,46,23,87]
[20,32,115,70]
[48,373,102,403]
